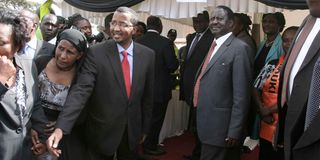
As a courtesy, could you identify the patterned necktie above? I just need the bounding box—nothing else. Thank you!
[187,33,201,59]
[304,60,320,130]
[121,50,131,98]
[193,40,217,107]
[281,16,317,106]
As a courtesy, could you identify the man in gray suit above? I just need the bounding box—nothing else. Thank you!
[195,6,252,160]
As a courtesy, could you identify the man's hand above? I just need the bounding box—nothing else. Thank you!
[47,128,63,157]
[225,137,239,147]
[44,121,56,136]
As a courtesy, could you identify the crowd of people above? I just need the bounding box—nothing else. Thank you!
[1,0,320,160]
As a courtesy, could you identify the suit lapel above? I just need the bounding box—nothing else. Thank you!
[35,40,43,56]
[105,41,128,99]
[298,30,320,72]
[202,35,234,77]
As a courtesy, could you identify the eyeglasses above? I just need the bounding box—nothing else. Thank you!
[109,21,133,28]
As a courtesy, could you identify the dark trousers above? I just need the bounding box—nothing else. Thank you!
[259,138,284,160]
[144,101,169,150]
[200,143,240,160]
[189,106,201,158]
[87,128,138,160]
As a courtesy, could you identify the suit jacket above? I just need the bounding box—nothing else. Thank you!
[0,53,46,160]
[180,29,214,105]
[136,31,179,103]
[278,15,320,160]
[35,40,55,58]
[196,34,252,147]
[56,40,155,156]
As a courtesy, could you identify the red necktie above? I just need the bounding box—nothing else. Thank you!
[193,40,217,107]
[281,16,316,106]
[122,50,131,97]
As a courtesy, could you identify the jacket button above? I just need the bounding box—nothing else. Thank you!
[14,110,20,115]
[16,127,22,134]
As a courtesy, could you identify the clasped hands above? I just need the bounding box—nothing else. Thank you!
[31,121,62,158]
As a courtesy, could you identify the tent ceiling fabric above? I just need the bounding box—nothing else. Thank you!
[136,0,284,19]
[59,0,305,27]
[255,0,308,9]
[64,0,143,12]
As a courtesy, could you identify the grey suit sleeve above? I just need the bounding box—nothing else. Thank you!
[55,49,97,134]
[228,45,252,139]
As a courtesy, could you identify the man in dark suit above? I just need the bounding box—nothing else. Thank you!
[136,16,179,155]
[19,9,55,59]
[47,7,155,160]
[278,0,320,160]
[180,10,214,160]
[195,6,252,160]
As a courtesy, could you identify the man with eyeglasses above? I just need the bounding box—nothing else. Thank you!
[47,6,155,160]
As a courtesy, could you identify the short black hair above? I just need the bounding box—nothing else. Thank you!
[263,12,286,32]
[136,21,147,34]
[283,26,299,35]
[196,10,209,22]
[104,13,114,28]
[0,10,28,52]
[216,5,234,21]
[147,16,162,31]
[234,13,252,32]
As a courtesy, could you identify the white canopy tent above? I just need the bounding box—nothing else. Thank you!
[31,0,308,46]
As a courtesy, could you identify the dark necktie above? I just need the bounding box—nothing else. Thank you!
[193,40,217,107]
[281,16,317,106]
[121,50,131,98]
[187,33,201,59]
[304,60,320,130]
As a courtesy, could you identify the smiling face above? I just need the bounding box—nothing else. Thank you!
[209,8,233,38]
[110,11,135,49]
[55,39,82,71]
[0,23,16,59]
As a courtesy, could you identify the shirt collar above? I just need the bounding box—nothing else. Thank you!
[147,29,159,34]
[117,41,134,56]
[215,32,232,46]
[27,37,37,50]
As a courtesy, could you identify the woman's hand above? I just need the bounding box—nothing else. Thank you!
[0,56,16,87]
[31,129,46,155]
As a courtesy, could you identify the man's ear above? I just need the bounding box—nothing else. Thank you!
[228,19,234,30]
[132,26,137,35]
